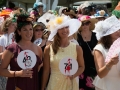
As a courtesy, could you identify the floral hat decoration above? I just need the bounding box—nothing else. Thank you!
[48,15,81,41]
[94,10,109,18]
[93,15,120,40]
[78,15,98,31]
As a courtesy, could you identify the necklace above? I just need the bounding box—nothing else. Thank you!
[60,47,64,52]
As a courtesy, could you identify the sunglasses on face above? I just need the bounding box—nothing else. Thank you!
[38,5,43,8]
[35,29,44,32]
[82,21,90,26]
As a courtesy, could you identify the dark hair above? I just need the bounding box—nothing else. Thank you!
[15,14,33,43]
[82,6,95,16]
[8,1,15,9]
[98,35,112,49]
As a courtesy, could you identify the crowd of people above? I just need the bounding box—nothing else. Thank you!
[0,0,120,90]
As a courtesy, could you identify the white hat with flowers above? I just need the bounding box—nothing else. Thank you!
[93,15,120,40]
[48,15,81,41]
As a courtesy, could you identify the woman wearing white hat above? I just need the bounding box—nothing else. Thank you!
[41,15,85,90]
[93,15,120,90]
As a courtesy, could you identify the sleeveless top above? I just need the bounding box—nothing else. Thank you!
[6,43,41,90]
[46,42,79,90]
[93,44,120,90]
[93,44,108,90]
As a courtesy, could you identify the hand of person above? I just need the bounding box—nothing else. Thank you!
[67,75,74,80]
[17,68,33,78]
[108,54,119,66]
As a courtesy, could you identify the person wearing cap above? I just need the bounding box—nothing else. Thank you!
[0,14,42,90]
[77,1,96,16]
[30,0,46,22]
[41,15,84,90]
[112,2,120,19]
[93,15,120,90]
[77,15,98,90]
[94,10,109,21]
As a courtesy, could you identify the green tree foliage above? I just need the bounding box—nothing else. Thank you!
[111,0,119,10]
[0,0,7,8]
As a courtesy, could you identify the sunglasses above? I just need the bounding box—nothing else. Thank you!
[35,29,44,32]
[38,5,43,8]
[82,21,90,26]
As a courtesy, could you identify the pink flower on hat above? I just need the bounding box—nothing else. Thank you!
[78,15,91,22]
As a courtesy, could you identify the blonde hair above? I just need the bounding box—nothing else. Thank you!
[52,33,61,54]
[72,32,78,40]
[1,17,13,33]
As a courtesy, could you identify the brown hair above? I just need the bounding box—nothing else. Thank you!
[98,35,112,49]
[1,17,13,33]
[52,33,61,54]
[72,32,78,40]
[32,22,46,41]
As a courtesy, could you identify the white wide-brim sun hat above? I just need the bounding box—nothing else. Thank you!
[93,15,120,40]
[48,15,81,41]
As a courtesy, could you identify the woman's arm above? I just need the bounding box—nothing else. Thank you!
[38,46,43,72]
[0,50,33,78]
[94,50,119,78]
[72,45,85,79]
[0,46,3,60]
[41,45,50,90]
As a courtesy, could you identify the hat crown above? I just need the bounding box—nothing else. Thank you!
[48,15,71,31]
[94,15,120,40]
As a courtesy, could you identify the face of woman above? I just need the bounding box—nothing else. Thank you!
[34,25,44,39]
[8,22,17,33]
[81,21,91,31]
[18,24,33,41]
[57,26,69,39]
[111,29,120,41]
[38,5,43,13]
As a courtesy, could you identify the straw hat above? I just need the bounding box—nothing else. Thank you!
[48,15,81,41]
[93,15,120,40]
[78,15,98,31]
[64,10,77,18]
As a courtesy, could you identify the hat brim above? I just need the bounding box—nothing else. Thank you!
[79,18,98,31]
[64,12,77,17]
[48,19,81,41]
[59,7,67,15]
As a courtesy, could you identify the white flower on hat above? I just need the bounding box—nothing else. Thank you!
[48,15,81,41]
[94,15,120,40]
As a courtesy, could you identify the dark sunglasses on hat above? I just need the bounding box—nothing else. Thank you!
[35,29,44,32]
[82,21,91,26]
